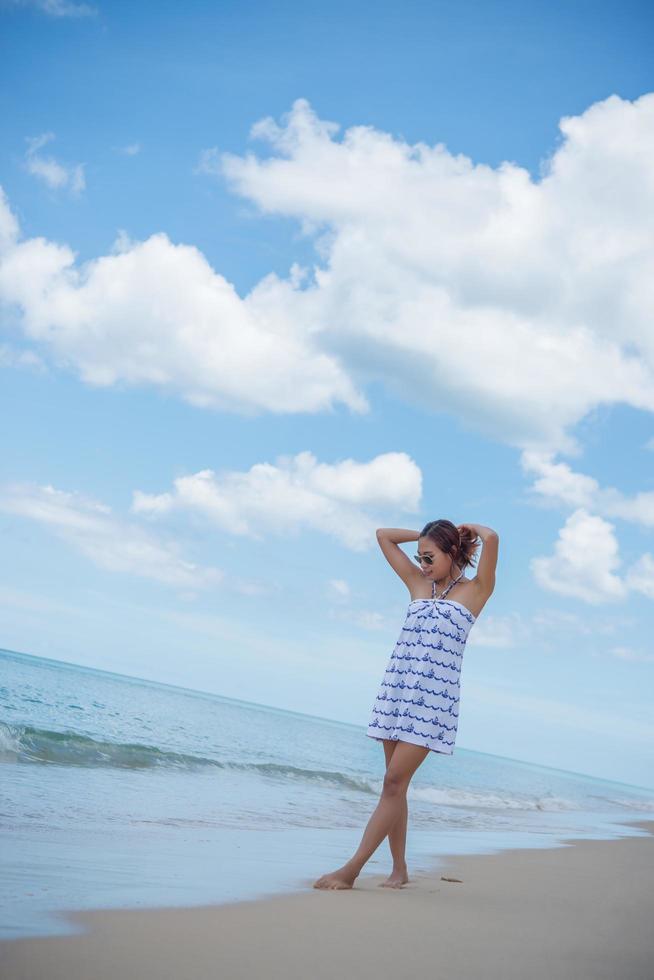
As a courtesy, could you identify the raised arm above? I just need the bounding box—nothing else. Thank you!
[376,528,423,591]
[458,523,499,597]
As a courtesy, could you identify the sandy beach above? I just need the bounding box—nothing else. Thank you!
[2,819,652,980]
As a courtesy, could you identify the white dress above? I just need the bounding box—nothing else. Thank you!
[366,578,476,755]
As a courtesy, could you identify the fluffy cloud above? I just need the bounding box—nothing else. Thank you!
[0,189,364,414]
[522,450,654,602]
[219,93,654,452]
[521,450,654,527]
[0,482,221,589]
[24,134,85,194]
[2,92,654,450]
[531,508,626,603]
[530,507,654,603]
[132,450,422,551]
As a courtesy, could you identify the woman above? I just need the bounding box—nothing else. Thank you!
[313,519,499,890]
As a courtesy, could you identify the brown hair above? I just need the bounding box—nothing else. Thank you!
[419,519,480,574]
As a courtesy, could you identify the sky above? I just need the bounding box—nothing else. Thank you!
[1,0,653,789]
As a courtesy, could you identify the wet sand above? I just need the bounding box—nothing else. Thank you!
[2,820,653,980]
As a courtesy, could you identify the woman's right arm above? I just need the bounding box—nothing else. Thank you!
[376,528,423,590]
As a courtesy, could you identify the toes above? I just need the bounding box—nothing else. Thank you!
[313,876,332,889]
[314,873,353,890]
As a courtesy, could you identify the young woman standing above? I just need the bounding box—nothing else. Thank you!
[313,519,498,890]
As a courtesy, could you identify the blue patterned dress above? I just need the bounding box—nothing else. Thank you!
[366,578,476,755]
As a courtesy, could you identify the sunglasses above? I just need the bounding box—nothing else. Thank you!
[414,554,434,566]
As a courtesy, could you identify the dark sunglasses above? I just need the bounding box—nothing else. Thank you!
[414,554,434,566]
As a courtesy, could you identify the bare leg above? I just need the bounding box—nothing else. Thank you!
[381,740,409,888]
[382,796,409,888]
[313,741,429,890]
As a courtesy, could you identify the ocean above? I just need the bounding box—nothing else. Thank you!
[2,646,653,940]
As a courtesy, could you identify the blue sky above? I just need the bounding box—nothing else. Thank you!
[1,0,653,788]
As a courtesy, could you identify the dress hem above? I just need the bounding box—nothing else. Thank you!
[365,730,454,756]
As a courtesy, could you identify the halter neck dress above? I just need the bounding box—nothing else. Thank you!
[366,575,476,755]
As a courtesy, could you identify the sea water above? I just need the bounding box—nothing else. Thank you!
[2,646,653,940]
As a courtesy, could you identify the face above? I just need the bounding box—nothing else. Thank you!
[416,536,456,581]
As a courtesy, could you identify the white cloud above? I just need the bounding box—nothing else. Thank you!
[467,613,520,648]
[521,450,654,527]
[626,552,654,599]
[0,482,222,589]
[530,508,628,603]
[522,450,654,603]
[329,607,389,631]
[218,93,654,453]
[119,143,141,156]
[2,92,654,449]
[24,133,85,194]
[0,188,364,415]
[463,606,626,653]
[5,0,96,16]
[132,450,422,551]
[0,189,19,251]
[325,578,394,630]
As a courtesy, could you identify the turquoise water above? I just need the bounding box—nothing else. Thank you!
[2,646,653,940]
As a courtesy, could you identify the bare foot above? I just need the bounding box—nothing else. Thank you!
[379,866,409,888]
[313,864,358,890]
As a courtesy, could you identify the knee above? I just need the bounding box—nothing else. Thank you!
[382,771,408,796]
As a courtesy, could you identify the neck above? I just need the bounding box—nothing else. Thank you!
[436,566,462,587]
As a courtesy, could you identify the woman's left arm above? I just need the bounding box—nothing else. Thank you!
[457,523,499,595]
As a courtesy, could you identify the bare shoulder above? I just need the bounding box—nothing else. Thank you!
[448,576,495,620]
